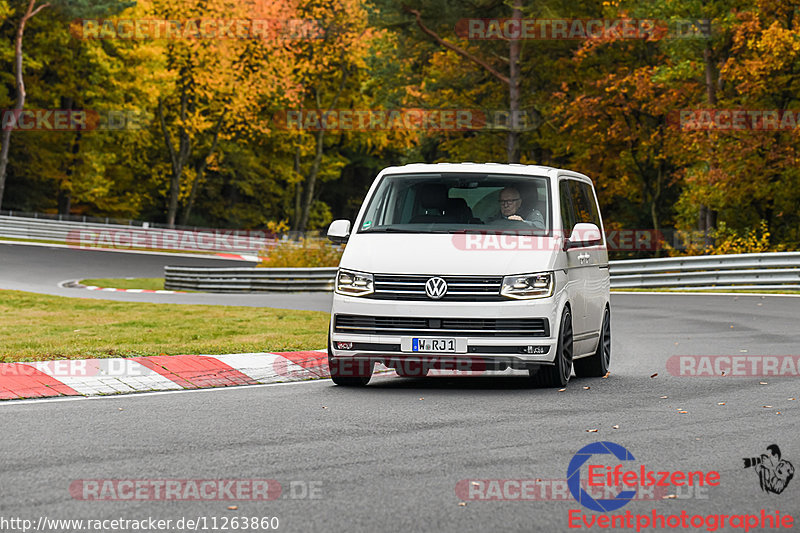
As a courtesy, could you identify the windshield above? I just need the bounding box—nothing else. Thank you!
[357,173,551,235]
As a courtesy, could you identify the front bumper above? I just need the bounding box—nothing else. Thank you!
[329,294,561,367]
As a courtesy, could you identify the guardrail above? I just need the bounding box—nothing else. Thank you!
[0,214,276,256]
[608,252,800,290]
[164,266,338,292]
[164,252,800,293]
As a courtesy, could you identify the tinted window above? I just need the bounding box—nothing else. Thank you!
[559,180,576,233]
[571,180,601,228]
[358,173,551,234]
[560,179,600,235]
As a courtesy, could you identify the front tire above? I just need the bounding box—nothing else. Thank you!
[574,307,611,378]
[328,337,372,386]
[529,307,573,388]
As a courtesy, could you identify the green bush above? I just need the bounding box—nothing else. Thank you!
[259,238,344,267]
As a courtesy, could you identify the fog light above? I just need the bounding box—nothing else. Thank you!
[336,342,353,350]
[526,346,548,354]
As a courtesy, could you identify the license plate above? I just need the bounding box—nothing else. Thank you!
[412,338,456,352]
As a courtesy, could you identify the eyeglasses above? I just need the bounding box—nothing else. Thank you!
[500,198,521,206]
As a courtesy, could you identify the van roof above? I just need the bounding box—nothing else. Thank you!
[379,162,588,179]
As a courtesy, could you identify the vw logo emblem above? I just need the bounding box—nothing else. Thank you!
[425,277,448,300]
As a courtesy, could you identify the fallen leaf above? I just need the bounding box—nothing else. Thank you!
[458,502,466,507]
[763,405,773,408]
[471,482,480,487]
[602,372,610,378]
[227,506,238,511]
[118,408,123,411]
[419,398,424,401]
[678,410,688,414]
[558,388,566,392]
[739,350,748,353]
[788,398,796,401]
[776,411,781,415]
[759,382,768,385]
[721,371,726,376]
[717,402,725,406]
[650,373,658,378]
[662,494,677,499]
[612,425,619,429]
[660,396,668,399]
[322,406,327,409]
[587,429,598,433]
[583,386,590,390]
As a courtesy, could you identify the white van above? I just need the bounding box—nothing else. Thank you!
[326,163,610,387]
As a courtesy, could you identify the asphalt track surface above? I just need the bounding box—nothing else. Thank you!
[1,242,799,531]
[0,242,333,311]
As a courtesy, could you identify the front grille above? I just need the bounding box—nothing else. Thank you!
[368,274,504,301]
[334,314,549,337]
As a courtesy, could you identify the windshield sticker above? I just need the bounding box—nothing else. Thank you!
[362,220,372,229]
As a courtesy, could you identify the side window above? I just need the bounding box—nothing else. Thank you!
[571,181,601,228]
[559,180,576,234]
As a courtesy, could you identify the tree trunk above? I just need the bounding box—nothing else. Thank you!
[298,129,324,232]
[0,0,50,210]
[181,112,224,226]
[158,91,192,228]
[60,96,82,215]
[701,42,718,247]
[291,144,302,233]
[506,0,522,163]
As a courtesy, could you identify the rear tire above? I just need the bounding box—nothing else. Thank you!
[529,307,573,388]
[574,307,611,378]
[328,337,372,386]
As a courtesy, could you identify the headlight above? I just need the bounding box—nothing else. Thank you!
[335,269,374,296]
[501,272,553,299]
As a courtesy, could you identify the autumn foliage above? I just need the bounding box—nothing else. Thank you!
[0,0,799,253]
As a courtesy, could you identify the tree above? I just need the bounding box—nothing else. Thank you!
[147,0,297,227]
[0,0,49,210]
[400,0,524,163]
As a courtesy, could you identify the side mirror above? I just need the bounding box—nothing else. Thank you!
[327,219,351,244]
[564,222,602,250]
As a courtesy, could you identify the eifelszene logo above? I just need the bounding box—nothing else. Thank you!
[743,444,794,495]
[568,441,638,512]
[567,441,721,513]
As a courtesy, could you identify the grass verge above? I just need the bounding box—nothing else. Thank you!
[0,289,328,362]
[80,278,165,290]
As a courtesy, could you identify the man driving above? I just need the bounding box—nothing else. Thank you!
[493,186,545,229]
